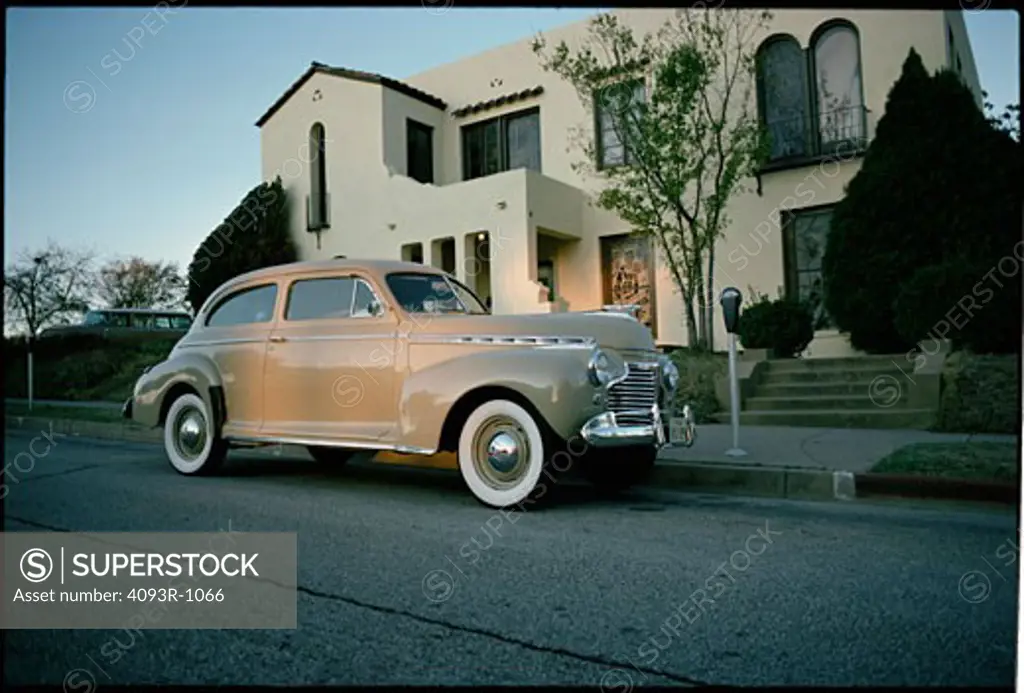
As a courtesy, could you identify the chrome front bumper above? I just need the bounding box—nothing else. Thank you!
[580,405,696,449]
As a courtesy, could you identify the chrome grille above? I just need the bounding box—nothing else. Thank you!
[608,362,659,425]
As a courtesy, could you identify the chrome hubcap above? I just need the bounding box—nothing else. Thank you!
[174,408,207,460]
[486,432,520,474]
[472,416,531,489]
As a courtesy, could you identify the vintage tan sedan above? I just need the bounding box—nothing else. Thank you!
[124,259,696,508]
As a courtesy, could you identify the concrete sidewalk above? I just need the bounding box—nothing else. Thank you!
[659,424,1018,473]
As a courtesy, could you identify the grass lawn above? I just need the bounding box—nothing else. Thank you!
[871,442,1020,482]
[5,403,125,424]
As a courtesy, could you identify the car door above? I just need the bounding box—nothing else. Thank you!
[188,282,279,437]
[260,272,399,443]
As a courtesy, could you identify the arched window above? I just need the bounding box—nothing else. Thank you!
[757,35,811,160]
[308,123,328,229]
[811,22,865,148]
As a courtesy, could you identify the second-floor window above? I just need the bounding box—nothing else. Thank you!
[595,79,646,169]
[461,108,541,181]
[756,20,866,163]
[308,122,329,230]
[407,119,434,184]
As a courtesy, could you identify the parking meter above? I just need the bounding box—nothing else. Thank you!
[719,287,746,457]
[720,287,743,334]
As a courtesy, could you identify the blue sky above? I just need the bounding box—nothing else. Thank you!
[4,8,1019,274]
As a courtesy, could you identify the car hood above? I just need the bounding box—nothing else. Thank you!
[406,311,657,353]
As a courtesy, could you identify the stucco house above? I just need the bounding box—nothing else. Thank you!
[257,8,981,357]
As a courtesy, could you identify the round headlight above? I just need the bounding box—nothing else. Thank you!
[588,349,612,386]
[661,357,680,392]
[588,348,626,387]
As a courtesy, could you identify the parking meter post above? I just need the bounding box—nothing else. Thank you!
[719,288,747,458]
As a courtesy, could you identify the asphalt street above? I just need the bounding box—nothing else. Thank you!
[2,430,1019,686]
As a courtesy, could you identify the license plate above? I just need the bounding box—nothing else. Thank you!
[669,417,691,445]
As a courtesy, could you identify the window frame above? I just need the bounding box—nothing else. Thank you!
[460,106,542,181]
[594,78,646,171]
[406,118,435,184]
[204,283,280,329]
[755,20,868,170]
[781,203,835,330]
[308,122,329,231]
[283,275,385,323]
[808,20,867,155]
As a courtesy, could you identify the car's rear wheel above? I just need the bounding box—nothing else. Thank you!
[457,399,550,509]
[582,446,657,492]
[163,393,227,476]
[306,446,355,466]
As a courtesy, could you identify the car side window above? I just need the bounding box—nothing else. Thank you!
[206,284,279,327]
[286,277,356,321]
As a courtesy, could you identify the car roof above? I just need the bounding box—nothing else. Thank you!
[226,258,447,286]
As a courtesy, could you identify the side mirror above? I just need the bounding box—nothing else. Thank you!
[720,287,743,334]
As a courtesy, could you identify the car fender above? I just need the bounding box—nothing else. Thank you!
[397,346,603,452]
[132,352,223,429]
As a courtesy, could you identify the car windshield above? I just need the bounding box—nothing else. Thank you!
[386,273,489,315]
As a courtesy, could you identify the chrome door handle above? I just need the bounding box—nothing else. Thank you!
[269,335,287,343]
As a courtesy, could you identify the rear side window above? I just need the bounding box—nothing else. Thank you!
[206,284,278,327]
[286,277,356,321]
[285,277,381,320]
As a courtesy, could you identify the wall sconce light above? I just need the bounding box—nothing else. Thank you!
[387,223,397,231]
[496,201,507,210]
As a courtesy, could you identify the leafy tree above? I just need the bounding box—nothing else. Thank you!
[3,241,96,339]
[186,176,297,312]
[533,10,770,350]
[97,257,185,310]
[822,49,1021,353]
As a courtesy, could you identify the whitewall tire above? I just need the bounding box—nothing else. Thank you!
[458,399,546,509]
[163,393,227,476]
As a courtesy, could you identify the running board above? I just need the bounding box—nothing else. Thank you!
[225,434,436,457]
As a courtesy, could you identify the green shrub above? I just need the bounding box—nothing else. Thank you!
[667,348,726,423]
[4,336,178,402]
[895,261,1021,356]
[737,296,814,358]
[936,352,1019,434]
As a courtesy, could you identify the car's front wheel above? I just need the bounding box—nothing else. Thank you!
[581,446,657,492]
[457,399,551,509]
[163,392,227,476]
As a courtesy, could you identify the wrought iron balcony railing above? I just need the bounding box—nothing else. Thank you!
[763,105,869,164]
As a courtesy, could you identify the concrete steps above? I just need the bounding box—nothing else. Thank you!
[718,355,936,430]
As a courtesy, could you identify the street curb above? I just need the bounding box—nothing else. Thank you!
[648,463,853,502]
[5,415,161,444]
[855,472,1018,505]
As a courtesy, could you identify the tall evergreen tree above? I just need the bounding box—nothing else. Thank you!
[823,49,1020,354]
[186,176,297,312]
